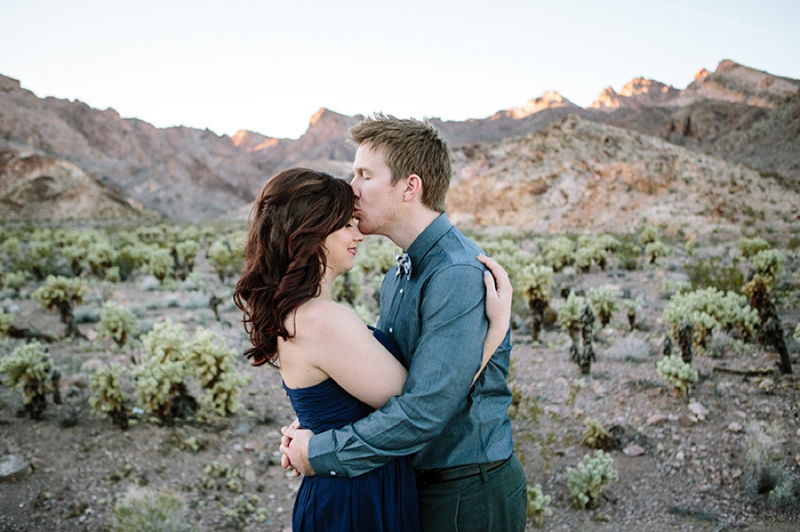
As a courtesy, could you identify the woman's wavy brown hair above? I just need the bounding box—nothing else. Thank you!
[233,168,355,367]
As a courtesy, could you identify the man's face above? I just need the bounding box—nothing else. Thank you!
[350,143,404,237]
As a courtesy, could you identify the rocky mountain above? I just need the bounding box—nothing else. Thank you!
[1,59,798,231]
[447,114,800,238]
[0,150,155,221]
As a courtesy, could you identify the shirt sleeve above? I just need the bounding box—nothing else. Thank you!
[308,264,487,477]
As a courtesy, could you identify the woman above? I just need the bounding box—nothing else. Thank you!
[233,168,511,532]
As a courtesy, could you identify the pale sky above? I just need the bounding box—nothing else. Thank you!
[2,0,798,139]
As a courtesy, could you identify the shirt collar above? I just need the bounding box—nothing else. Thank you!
[405,212,451,270]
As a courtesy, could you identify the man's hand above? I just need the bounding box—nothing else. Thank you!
[280,424,317,477]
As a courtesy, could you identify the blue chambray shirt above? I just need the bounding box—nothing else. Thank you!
[307,213,514,477]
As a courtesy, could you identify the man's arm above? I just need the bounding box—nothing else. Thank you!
[303,264,488,477]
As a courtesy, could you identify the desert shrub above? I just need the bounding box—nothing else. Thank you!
[87,240,118,278]
[0,310,14,338]
[743,422,788,498]
[354,238,400,274]
[130,319,194,424]
[574,245,595,273]
[332,270,362,306]
[89,363,129,429]
[520,264,554,341]
[656,356,698,396]
[644,241,669,264]
[117,242,152,281]
[526,483,552,527]
[597,234,622,254]
[738,236,771,258]
[543,236,575,271]
[1,270,29,291]
[661,279,692,296]
[113,486,193,532]
[581,417,616,451]
[97,301,139,348]
[794,322,800,341]
[605,333,651,362]
[185,327,246,416]
[662,287,759,349]
[684,256,745,292]
[175,240,200,273]
[566,450,618,509]
[0,341,53,419]
[143,247,174,283]
[638,225,657,246]
[586,285,621,327]
[32,275,86,337]
[207,239,243,282]
[0,236,21,259]
[749,249,785,288]
[622,299,638,330]
[557,292,586,338]
[26,240,60,279]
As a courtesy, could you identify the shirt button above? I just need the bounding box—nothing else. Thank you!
[389,328,393,333]
[330,471,336,476]
[399,289,403,294]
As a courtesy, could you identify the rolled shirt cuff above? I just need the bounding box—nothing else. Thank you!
[308,431,343,477]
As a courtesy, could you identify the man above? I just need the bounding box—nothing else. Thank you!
[281,114,527,531]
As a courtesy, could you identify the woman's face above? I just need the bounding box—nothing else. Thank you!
[323,218,364,276]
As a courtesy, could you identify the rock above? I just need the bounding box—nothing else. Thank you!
[244,469,257,484]
[727,422,744,433]
[678,414,694,427]
[233,443,244,452]
[232,422,252,436]
[646,413,668,426]
[623,444,646,457]
[0,454,32,481]
[244,442,257,452]
[688,402,709,421]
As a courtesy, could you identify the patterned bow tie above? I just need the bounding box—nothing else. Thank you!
[394,252,412,280]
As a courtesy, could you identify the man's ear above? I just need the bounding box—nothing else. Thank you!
[403,174,423,203]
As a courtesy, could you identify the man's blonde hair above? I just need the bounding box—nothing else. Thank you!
[347,113,452,212]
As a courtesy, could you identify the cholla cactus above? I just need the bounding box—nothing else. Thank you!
[32,275,86,338]
[185,327,246,416]
[526,484,552,527]
[738,237,771,258]
[175,239,200,274]
[557,292,586,342]
[143,247,174,283]
[0,310,14,338]
[662,287,759,349]
[638,225,657,246]
[544,237,576,271]
[749,249,785,288]
[581,417,616,451]
[207,239,243,282]
[566,450,618,509]
[656,355,698,396]
[117,242,151,281]
[89,363,129,429]
[644,241,669,264]
[2,271,29,291]
[87,240,118,278]
[130,319,194,424]
[794,322,800,342]
[587,285,621,327]
[519,264,554,341]
[97,301,139,348]
[354,238,400,274]
[0,341,53,419]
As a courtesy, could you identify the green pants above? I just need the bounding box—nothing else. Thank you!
[418,454,528,532]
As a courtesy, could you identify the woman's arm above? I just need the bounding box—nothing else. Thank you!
[473,254,512,385]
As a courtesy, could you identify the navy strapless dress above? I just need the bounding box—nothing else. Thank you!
[282,329,420,532]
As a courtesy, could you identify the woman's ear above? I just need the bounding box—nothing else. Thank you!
[403,174,423,202]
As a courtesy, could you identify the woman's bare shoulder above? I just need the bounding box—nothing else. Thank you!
[292,299,363,338]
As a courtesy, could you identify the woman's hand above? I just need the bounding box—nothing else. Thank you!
[474,254,512,385]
